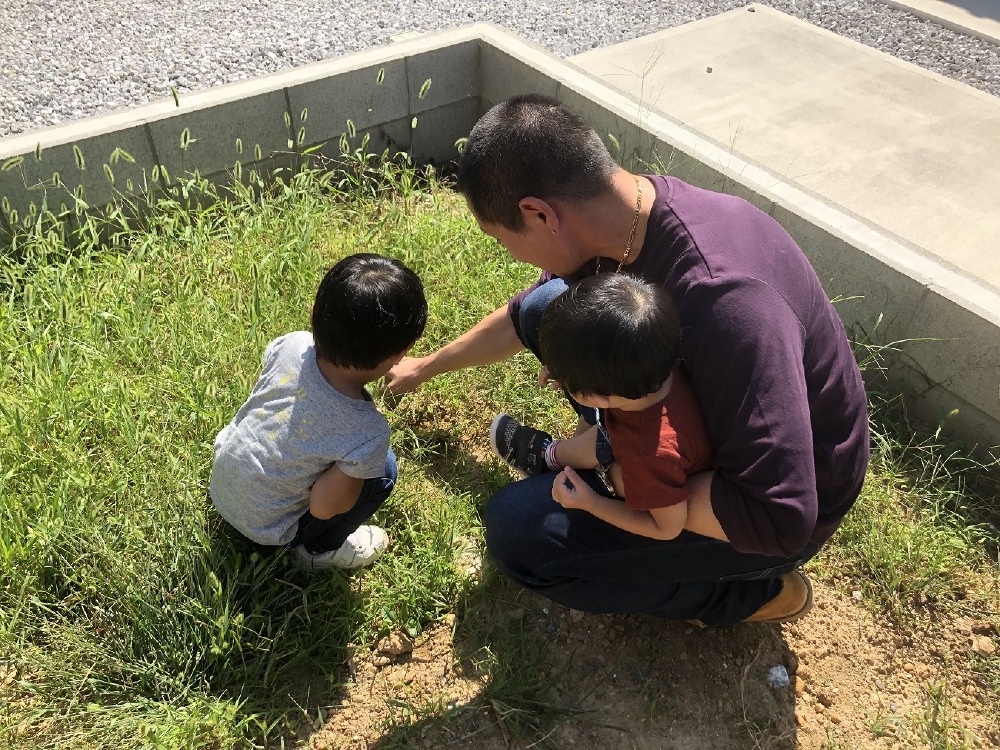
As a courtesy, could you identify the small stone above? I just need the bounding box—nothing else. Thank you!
[903,662,915,672]
[829,712,842,724]
[767,665,790,689]
[794,676,806,696]
[971,635,996,655]
[378,632,413,656]
[795,712,807,727]
[706,66,713,73]
[569,609,585,622]
[816,691,834,708]
[852,590,863,600]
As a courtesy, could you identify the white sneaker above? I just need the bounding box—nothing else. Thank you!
[294,525,389,571]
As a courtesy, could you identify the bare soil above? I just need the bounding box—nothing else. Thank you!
[305,576,999,750]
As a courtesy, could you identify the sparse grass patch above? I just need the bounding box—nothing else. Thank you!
[813,392,1000,625]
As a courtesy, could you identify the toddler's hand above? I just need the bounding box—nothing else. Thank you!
[551,467,590,510]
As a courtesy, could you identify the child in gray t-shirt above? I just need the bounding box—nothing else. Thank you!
[210,253,427,571]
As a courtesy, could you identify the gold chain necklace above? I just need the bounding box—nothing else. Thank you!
[597,176,642,274]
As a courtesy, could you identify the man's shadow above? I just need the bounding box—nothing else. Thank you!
[359,568,802,750]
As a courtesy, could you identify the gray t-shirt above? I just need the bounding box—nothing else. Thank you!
[210,331,390,545]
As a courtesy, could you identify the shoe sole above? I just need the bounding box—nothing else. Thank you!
[489,414,529,478]
[687,570,815,628]
[293,527,389,571]
[761,570,815,624]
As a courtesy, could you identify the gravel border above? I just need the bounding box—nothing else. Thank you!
[1,0,998,138]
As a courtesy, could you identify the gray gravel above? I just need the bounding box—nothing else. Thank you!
[1,0,998,138]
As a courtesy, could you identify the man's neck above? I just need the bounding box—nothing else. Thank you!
[568,170,651,268]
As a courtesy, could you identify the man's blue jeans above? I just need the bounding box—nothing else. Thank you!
[484,279,817,626]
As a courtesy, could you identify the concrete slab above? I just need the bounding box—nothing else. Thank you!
[147,89,292,183]
[410,98,481,165]
[905,281,1000,422]
[287,60,410,149]
[479,43,560,113]
[406,40,479,115]
[570,5,1000,297]
[767,201,927,346]
[0,125,156,224]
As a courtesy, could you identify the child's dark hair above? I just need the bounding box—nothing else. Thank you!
[539,274,680,399]
[312,253,427,370]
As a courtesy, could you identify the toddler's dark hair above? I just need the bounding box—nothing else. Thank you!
[539,274,680,399]
[312,253,427,370]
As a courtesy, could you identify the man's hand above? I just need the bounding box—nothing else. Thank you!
[382,304,526,398]
[384,355,428,396]
[551,467,596,510]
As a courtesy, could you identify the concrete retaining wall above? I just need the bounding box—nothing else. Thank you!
[0,28,483,239]
[2,23,997,452]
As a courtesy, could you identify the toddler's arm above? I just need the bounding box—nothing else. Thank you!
[551,466,687,540]
[309,464,365,520]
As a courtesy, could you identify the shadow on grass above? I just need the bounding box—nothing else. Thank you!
[200,519,366,734]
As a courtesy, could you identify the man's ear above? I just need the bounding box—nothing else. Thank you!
[518,196,559,234]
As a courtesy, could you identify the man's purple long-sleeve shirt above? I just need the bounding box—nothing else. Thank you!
[509,176,870,558]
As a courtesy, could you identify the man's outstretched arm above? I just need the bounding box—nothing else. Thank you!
[384,304,525,394]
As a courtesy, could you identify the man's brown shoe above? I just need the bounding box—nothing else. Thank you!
[744,570,814,624]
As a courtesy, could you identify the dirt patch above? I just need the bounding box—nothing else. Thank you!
[305,578,999,749]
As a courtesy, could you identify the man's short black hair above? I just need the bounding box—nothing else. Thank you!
[456,94,619,231]
[312,253,427,370]
[539,274,681,400]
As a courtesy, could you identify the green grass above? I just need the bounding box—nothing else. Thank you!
[1,153,998,748]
